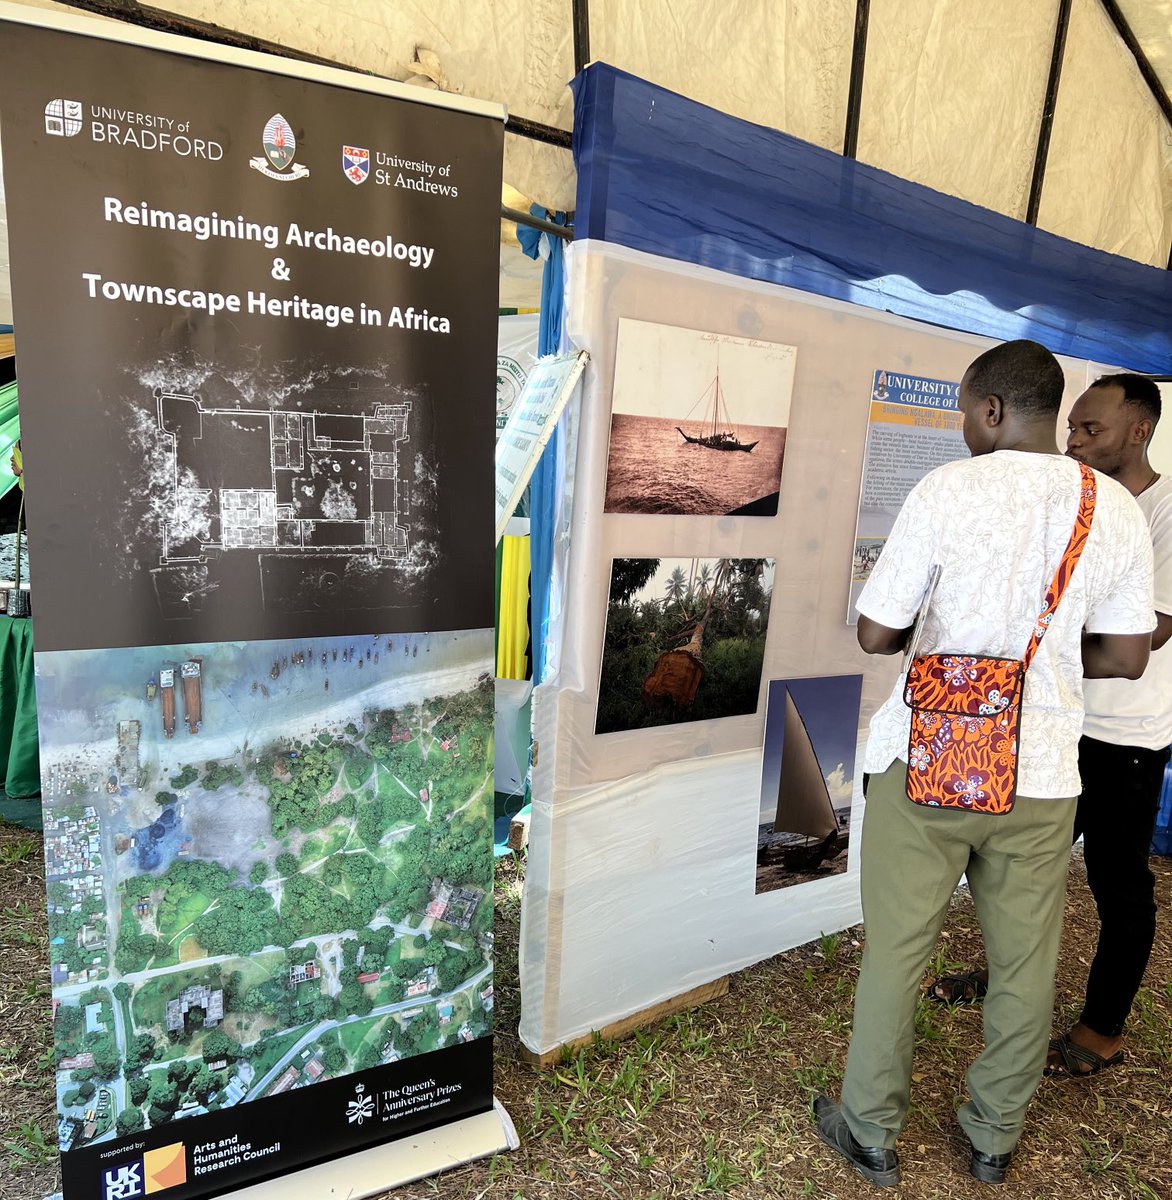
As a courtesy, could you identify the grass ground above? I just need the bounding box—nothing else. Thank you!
[2,822,1171,1199]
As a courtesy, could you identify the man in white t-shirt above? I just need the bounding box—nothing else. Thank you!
[1050,374,1172,1072]
[928,374,1172,1076]
[814,341,1154,1189]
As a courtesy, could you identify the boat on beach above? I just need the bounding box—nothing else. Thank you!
[757,689,848,872]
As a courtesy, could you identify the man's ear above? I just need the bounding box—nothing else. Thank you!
[1132,418,1154,446]
[985,395,1004,427]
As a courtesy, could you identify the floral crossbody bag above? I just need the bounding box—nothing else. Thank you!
[903,462,1097,814]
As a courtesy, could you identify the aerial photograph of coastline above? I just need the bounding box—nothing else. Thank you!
[40,630,495,1151]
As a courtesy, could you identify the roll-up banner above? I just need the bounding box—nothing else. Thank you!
[0,6,508,1198]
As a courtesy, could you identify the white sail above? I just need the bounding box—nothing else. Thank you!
[774,691,838,840]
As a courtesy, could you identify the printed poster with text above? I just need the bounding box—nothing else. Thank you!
[0,17,502,1200]
[848,369,967,622]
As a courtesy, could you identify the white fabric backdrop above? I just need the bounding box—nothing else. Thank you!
[518,240,1093,1055]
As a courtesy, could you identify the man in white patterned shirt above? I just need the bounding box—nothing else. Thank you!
[814,341,1154,1189]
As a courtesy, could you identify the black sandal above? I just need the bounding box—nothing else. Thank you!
[1043,1033,1124,1078]
[927,971,988,1006]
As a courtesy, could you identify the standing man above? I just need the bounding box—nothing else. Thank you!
[815,341,1155,1189]
[1050,374,1172,1074]
[928,373,1172,1077]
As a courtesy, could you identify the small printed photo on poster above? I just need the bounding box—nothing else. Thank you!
[37,630,495,1151]
[603,319,797,517]
[852,537,887,584]
[756,674,863,894]
[595,557,774,735]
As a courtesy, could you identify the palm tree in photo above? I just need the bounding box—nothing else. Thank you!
[664,566,688,608]
[696,561,713,599]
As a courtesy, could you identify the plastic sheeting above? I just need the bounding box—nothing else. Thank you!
[571,64,1172,375]
[517,240,1094,1055]
[497,533,531,681]
[591,0,855,156]
[1036,0,1172,268]
[857,0,1058,222]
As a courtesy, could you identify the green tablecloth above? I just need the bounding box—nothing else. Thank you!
[0,617,40,825]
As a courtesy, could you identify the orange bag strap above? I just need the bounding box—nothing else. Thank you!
[1023,462,1096,670]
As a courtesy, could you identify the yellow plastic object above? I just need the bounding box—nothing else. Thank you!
[496,534,531,680]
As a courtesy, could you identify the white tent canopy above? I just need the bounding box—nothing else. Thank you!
[0,0,1170,324]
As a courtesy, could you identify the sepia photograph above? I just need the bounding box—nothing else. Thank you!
[603,320,796,517]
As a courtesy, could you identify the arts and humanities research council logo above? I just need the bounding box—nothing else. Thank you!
[44,98,83,136]
[101,1142,186,1199]
[342,145,370,184]
[249,113,309,181]
[346,1081,376,1125]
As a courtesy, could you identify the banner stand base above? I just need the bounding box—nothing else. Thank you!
[228,1100,518,1200]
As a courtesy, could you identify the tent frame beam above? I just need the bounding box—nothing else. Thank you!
[1097,0,1172,129]
[502,207,573,241]
[572,0,591,76]
[842,0,870,158]
[1026,0,1072,226]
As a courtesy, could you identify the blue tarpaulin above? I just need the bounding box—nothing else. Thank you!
[571,65,1172,375]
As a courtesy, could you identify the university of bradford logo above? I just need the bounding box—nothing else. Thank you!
[45,98,83,136]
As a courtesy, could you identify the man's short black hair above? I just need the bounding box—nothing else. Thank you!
[964,339,1065,419]
[1091,372,1162,427]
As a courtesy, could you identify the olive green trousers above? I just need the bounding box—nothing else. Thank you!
[841,761,1076,1156]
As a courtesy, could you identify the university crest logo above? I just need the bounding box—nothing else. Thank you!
[249,113,310,181]
[44,98,83,137]
[342,145,370,185]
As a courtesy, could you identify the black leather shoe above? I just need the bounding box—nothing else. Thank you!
[814,1096,901,1188]
[969,1144,1014,1184]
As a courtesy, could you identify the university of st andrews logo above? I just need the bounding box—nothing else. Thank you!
[346,1081,376,1125]
[249,113,310,181]
[342,145,370,185]
[45,98,83,137]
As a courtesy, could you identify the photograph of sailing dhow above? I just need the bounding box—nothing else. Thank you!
[603,319,796,516]
[595,556,774,735]
[756,675,863,893]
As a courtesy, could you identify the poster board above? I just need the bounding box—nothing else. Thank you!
[496,313,540,438]
[0,5,508,1196]
[494,351,588,542]
[846,371,967,620]
[518,240,1093,1057]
